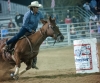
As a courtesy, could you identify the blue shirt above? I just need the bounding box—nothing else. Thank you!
[22,10,44,32]
[90,0,97,8]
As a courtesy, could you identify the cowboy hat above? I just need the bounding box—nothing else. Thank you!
[39,4,43,8]
[28,1,42,8]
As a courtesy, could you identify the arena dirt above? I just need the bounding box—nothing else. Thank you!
[0,46,100,83]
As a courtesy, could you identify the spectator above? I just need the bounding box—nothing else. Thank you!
[97,21,100,34]
[97,7,100,21]
[83,2,91,13]
[15,12,24,27]
[70,25,77,39]
[8,19,16,28]
[51,13,59,23]
[90,15,98,21]
[89,19,96,33]
[71,16,77,23]
[81,27,86,38]
[78,16,84,22]
[65,15,71,24]
[78,16,84,26]
[71,16,77,27]
[96,0,100,8]
[65,10,71,18]
[90,0,97,14]
[59,20,64,24]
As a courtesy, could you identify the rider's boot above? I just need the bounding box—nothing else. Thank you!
[3,43,9,52]
[32,57,38,69]
[32,63,39,69]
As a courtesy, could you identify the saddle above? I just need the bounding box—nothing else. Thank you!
[6,31,35,55]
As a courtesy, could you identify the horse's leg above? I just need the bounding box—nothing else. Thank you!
[12,52,21,79]
[10,65,19,80]
[14,66,19,75]
[19,69,26,75]
[19,59,32,76]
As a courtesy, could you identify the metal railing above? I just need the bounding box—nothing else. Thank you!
[0,21,99,48]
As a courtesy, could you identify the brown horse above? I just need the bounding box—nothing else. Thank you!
[0,16,64,79]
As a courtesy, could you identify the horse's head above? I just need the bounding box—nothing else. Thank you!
[42,16,64,42]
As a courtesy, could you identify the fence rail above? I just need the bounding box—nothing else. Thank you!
[0,21,99,48]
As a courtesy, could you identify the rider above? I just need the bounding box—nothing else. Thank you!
[3,1,46,69]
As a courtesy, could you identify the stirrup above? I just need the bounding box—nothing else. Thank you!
[3,45,8,51]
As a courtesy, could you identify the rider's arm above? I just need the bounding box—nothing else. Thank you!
[22,11,34,32]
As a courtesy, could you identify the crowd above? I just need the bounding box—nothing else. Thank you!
[83,0,100,21]
[1,0,100,42]
[65,0,100,41]
[7,12,24,29]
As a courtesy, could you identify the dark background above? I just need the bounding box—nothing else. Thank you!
[4,0,41,6]
[3,0,100,9]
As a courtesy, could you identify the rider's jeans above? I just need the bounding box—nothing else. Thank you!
[6,27,29,45]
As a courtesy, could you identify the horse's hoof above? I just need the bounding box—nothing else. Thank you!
[13,75,19,80]
[10,73,19,80]
[10,72,14,77]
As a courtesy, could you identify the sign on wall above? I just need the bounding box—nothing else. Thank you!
[1,29,8,38]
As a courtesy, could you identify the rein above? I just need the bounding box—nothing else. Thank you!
[24,35,34,53]
[48,24,60,46]
[24,35,39,54]
[24,22,59,53]
[24,28,46,54]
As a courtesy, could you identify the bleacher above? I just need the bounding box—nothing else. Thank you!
[0,0,99,48]
[0,0,94,23]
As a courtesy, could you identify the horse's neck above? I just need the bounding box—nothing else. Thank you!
[30,30,47,47]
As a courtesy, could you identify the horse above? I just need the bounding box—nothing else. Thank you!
[0,16,64,80]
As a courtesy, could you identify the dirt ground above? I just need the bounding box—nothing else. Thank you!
[0,45,100,83]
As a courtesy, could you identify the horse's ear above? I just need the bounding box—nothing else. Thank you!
[41,20,47,25]
[49,16,55,24]
[49,16,52,22]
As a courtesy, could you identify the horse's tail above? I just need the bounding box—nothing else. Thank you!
[0,38,8,52]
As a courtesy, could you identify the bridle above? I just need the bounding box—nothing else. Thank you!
[40,23,61,38]
[40,23,61,45]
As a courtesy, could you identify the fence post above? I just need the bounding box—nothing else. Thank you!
[45,38,49,46]
[89,22,92,38]
[67,24,71,45]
